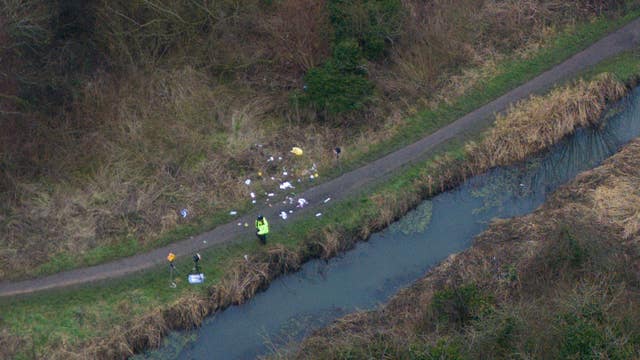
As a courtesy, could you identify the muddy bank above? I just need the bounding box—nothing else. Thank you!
[32,75,632,359]
[290,136,640,359]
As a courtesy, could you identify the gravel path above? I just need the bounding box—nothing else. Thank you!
[2,18,639,298]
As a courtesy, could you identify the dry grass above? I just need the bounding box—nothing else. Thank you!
[466,73,626,168]
[0,0,626,279]
[288,138,640,360]
[0,328,27,360]
[209,245,302,309]
[592,180,640,238]
[28,63,638,360]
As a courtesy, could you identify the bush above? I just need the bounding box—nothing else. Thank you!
[332,39,364,73]
[328,0,403,60]
[301,63,373,115]
[300,40,373,115]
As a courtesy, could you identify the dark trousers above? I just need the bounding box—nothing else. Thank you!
[257,233,267,245]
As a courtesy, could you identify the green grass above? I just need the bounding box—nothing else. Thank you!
[328,9,640,174]
[0,135,468,358]
[23,8,640,279]
[3,15,640,360]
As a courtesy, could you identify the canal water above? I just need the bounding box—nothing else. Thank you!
[143,87,640,359]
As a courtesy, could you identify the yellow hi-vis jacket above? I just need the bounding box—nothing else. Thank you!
[256,218,269,235]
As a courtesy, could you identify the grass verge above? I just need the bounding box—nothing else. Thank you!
[22,9,640,278]
[288,131,640,360]
[2,51,639,358]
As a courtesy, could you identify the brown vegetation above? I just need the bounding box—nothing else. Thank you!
[34,73,633,360]
[466,73,626,168]
[0,0,628,279]
[288,128,640,360]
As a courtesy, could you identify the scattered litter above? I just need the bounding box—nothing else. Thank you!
[180,209,188,218]
[244,179,251,185]
[244,222,249,227]
[279,181,294,190]
[244,254,249,261]
[252,200,256,204]
[250,192,256,198]
[203,240,207,244]
[297,198,309,208]
[309,175,315,180]
[289,210,293,213]
[283,171,288,176]
[315,212,322,217]
[314,173,319,178]
[297,178,301,182]
[229,210,238,215]
[519,183,525,187]
[258,171,263,177]
[268,193,275,197]
[278,156,283,160]
[268,156,274,162]
[323,197,331,203]
[290,147,304,156]
[237,222,242,226]
[279,211,288,220]
[270,176,275,180]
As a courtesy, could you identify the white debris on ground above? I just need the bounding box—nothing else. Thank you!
[279,181,294,190]
[244,254,249,261]
[180,209,188,218]
[226,145,337,226]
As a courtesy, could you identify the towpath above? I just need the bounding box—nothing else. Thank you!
[2,18,640,297]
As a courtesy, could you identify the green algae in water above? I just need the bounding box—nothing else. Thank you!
[390,201,433,235]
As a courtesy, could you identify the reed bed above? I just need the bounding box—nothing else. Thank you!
[288,137,640,360]
[38,74,633,360]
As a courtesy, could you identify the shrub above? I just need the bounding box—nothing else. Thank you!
[332,39,364,73]
[301,64,373,115]
[300,40,373,115]
[328,0,404,60]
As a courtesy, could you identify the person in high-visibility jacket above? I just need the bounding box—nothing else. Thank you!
[255,215,269,244]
